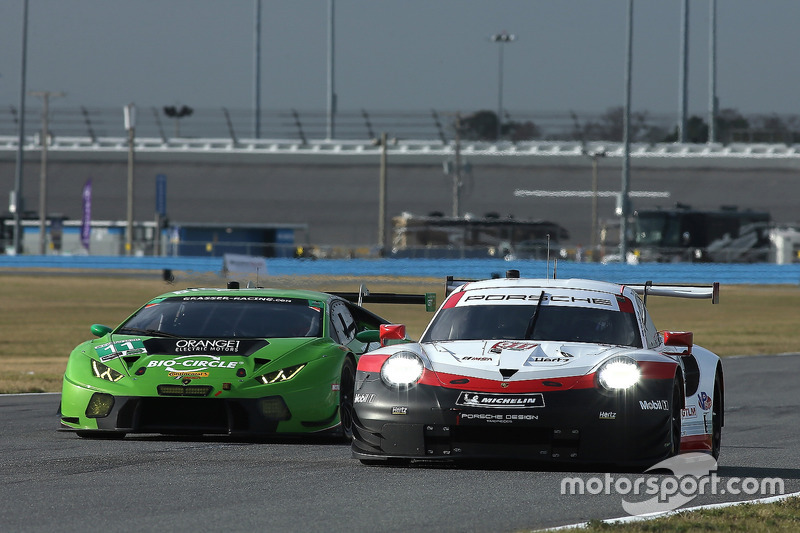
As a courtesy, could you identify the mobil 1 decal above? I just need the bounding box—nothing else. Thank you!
[143,338,268,356]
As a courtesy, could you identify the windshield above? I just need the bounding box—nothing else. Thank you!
[421,304,642,347]
[117,296,323,339]
[634,213,680,247]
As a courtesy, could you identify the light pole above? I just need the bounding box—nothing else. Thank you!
[377,132,387,255]
[620,0,633,261]
[708,0,717,143]
[12,0,29,255]
[163,105,193,137]
[31,90,64,254]
[253,0,261,138]
[327,0,336,139]
[124,103,135,256]
[588,150,606,257]
[490,31,515,140]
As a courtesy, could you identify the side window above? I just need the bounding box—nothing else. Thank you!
[634,294,661,349]
[329,300,356,345]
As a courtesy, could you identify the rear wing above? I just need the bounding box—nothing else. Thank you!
[332,285,437,312]
[627,281,720,305]
[445,270,517,296]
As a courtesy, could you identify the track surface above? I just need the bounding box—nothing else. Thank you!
[2,354,798,533]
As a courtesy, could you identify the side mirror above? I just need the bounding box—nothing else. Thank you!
[662,330,693,355]
[355,329,380,343]
[91,324,113,338]
[379,324,407,347]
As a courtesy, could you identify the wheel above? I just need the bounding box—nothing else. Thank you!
[669,376,683,456]
[339,357,356,441]
[76,431,126,439]
[711,371,723,460]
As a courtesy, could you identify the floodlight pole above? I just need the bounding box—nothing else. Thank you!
[490,31,516,141]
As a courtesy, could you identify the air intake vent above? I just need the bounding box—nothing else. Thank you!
[157,385,213,397]
[500,368,518,379]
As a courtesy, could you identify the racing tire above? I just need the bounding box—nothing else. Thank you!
[339,357,356,442]
[359,458,411,467]
[711,372,723,460]
[76,431,126,439]
[669,376,683,457]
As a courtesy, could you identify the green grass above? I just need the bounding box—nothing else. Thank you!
[538,496,800,532]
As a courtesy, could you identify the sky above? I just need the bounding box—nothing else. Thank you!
[1,0,799,118]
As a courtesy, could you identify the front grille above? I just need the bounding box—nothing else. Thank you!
[135,397,231,433]
[451,425,552,445]
[157,384,213,397]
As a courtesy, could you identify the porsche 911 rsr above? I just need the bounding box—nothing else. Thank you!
[352,272,723,467]
[60,282,434,439]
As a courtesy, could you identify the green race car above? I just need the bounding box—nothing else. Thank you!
[60,282,433,439]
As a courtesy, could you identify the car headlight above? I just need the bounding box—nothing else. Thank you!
[380,351,424,387]
[256,364,305,384]
[596,357,640,390]
[91,360,124,382]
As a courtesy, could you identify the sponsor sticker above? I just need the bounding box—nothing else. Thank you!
[599,411,617,420]
[639,399,670,411]
[391,406,408,415]
[490,341,539,353]
[354,393,375,403]
[168,371,209,380]
[147,355,244,373]
[456,391,545,408]
[95,339,146,361]
[698,391,712,410]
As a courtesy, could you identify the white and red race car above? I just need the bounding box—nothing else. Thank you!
[352,271,723,467]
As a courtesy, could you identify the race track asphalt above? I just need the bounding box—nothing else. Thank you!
[1,354,798,533]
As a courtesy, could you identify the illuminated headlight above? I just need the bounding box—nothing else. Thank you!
[596,357,640,390]
[91,360,124,382]
[256,364,305,385]
[380,351,424,387]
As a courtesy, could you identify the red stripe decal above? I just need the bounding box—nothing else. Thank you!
[638,360,678,380]
[356,353,390,372]
[442,291,465,309]
[680,434,712,453]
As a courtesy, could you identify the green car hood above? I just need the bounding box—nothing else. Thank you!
[92,335,327,382]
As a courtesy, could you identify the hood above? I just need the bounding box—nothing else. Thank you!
[95,334,319,379]
[421,339,633,381]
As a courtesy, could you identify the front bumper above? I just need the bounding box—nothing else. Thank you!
[60,376,341,436]
[352,378,676,466]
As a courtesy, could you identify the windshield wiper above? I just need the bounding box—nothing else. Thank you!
[524,290,546,340]
[115,327,181,338]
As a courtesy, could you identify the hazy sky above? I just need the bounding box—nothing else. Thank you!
[1,0,799,117]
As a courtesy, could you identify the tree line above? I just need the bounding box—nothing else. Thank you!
[457,107,800,144]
